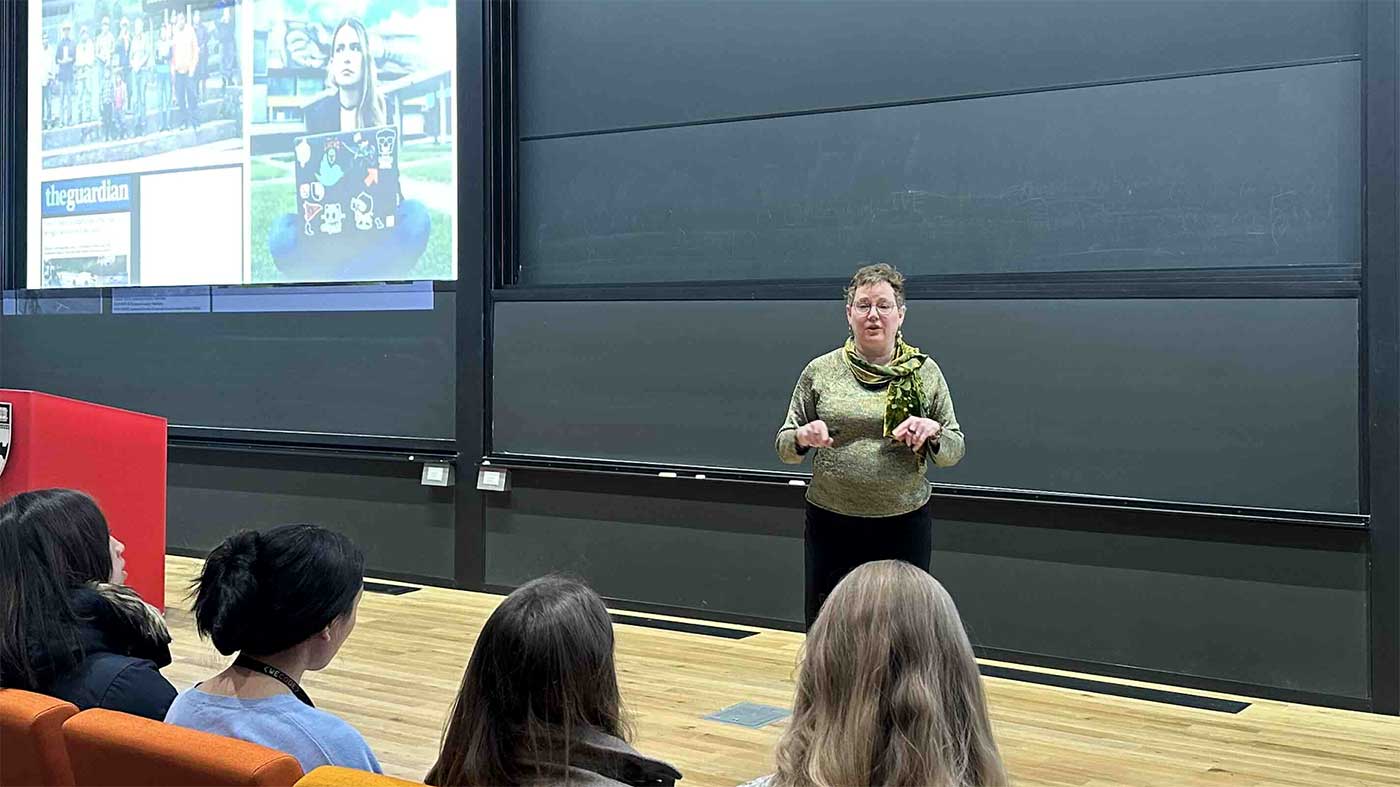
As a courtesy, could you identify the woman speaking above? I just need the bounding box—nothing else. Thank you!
[775,263,965,628]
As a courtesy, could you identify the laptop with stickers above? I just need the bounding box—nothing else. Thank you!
[292,125,401,241]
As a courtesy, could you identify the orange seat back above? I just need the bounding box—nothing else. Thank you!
[295,766,423,787]
[61,708,304,787]
[0,689,78,787]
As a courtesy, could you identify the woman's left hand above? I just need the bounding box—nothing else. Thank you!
[892,417,941,452]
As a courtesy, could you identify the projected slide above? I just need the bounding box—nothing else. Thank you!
[27,0,457,289]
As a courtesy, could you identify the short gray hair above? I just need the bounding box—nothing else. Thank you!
[844,263,906,306]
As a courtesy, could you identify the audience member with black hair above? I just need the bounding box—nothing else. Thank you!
[165,524,381,774]
[426,575,681,787]
[0,489,176,720]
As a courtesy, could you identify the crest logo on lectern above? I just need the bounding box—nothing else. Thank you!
[0,403,11,478]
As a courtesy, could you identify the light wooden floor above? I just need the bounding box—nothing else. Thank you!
[160,557,1400,786]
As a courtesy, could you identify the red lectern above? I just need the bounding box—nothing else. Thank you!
[0,390,166,610]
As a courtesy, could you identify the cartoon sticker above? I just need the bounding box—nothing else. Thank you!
[317,147,345,188]
[351,192,375,230]
[320,202,345,235]
[376,129,397,168]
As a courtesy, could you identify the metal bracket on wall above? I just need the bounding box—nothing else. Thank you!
[482,452,1370,531]
[168,426,458,465]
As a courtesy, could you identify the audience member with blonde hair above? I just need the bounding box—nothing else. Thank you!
[744,560,1006,787]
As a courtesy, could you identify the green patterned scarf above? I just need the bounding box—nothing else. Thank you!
[843,334,930,437]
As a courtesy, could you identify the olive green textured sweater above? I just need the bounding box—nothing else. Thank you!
[775,347,965,517]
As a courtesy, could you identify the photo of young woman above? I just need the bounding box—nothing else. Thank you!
[250,1,454,284]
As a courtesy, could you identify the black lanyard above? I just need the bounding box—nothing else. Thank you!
[233,654,315,708]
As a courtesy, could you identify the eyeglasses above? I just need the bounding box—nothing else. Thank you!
[852,302,899,317]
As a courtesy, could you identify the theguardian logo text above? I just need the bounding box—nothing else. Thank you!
[43,178,131,214]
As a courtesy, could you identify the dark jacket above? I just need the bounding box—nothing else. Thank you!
[302,92,397,135]
[520,727,682,787]
[37,584,177,721]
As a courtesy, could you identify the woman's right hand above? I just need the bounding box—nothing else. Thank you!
[796,420,834,449]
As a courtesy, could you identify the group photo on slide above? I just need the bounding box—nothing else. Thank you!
[38,0,244,168]
[3,1,1399,787]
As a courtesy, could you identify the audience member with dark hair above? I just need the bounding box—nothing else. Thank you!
[426,575,681,787]
[744,561,1006,787]
[0,489,176,720]
[165,523,381,774]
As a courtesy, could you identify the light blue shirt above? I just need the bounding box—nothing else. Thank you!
[164,688,382,775]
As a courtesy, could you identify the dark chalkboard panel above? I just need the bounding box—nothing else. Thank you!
[520,62,1359,285]
[0,293,456,440]
[484,478,1368,697]
[169,454,456,582]
[520,0,1362,136]
[493,298,1359,512]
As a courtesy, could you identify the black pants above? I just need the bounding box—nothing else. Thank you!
[804,501,933,629]
[176,72,198,129]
